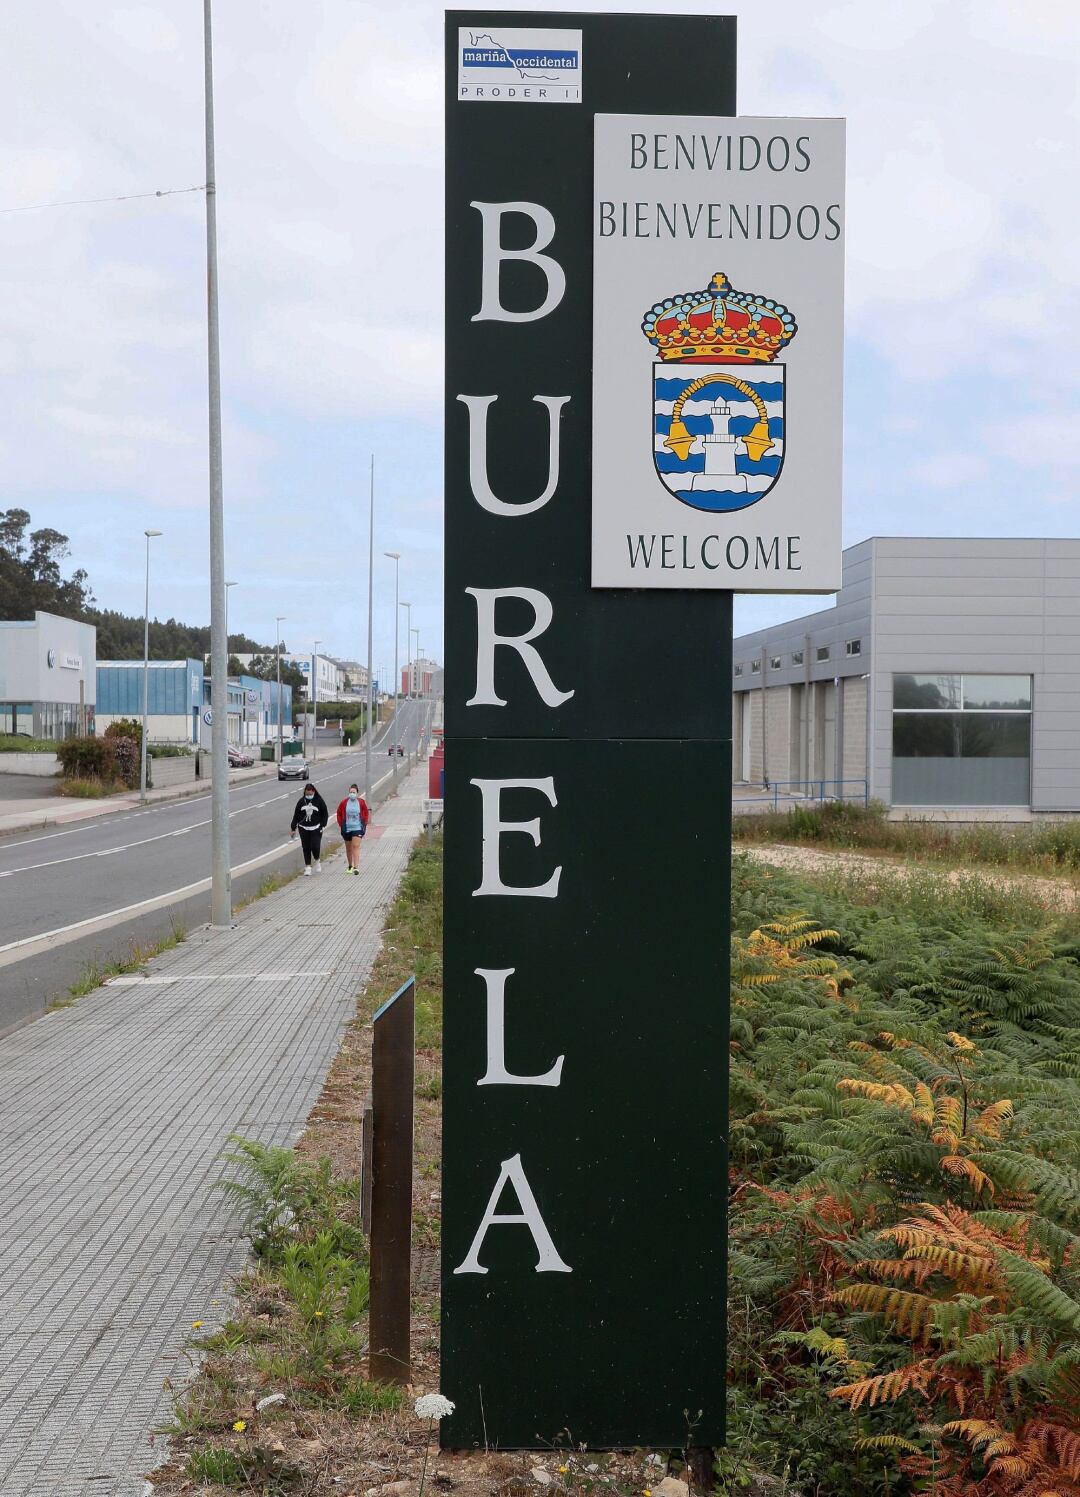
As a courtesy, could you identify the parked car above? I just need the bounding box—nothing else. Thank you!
[227,746,255,768]
[278,755,309,781]
[387,744,405,757]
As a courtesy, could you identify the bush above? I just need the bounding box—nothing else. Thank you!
[147,743,192,758]
[57,732,140,789]
[104,717,142,748]
[56,735,114,780]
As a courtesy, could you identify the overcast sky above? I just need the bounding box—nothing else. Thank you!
[3,1,1077,674]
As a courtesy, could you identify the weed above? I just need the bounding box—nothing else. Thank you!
[56,924,186,1005]
[59,776,123,798]
[185,1446,247,1484]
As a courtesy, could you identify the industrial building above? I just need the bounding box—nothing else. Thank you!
[0,610,97,740]
[732,538,1080,817]
[96,662,291,747]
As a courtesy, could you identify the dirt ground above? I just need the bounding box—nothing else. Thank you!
[740,841,1080,912]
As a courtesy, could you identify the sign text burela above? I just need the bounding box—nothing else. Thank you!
[452,202,578,1276]
[592,114,846,592]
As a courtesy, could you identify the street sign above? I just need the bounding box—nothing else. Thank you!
[592,115,845,591]
[202,708,213,726]
[444,8,741,1452]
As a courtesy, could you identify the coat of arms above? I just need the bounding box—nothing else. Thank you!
[642,271,796,513]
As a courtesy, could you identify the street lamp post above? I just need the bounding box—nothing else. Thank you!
[365,456,375,802]
[385,551,400,759]
[275,615,286,763]
[400,601,412,701]
[203,0,230,927]
[140,529,162,803]
[311,640,321,763]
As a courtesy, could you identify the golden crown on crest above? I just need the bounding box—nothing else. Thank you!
[642,271,798,363]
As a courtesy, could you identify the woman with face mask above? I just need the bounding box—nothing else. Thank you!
[290,783,329,875]
[335,782,370,874]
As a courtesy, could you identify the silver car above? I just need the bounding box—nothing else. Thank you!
[277,756,309,781]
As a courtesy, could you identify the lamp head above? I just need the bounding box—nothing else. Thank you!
[145,528,162,538]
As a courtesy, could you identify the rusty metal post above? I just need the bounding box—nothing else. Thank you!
[360,1101,373,1236]
[368,976,415,1385]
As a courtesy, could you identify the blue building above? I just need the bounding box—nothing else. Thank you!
[96,659,204,744]
[200,674,292,747]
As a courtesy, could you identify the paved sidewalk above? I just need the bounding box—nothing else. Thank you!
[0,766,429,1495]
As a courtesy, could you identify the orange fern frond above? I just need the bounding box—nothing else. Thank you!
[976,1098,1014,1139]
[940,1154,995,1198]
[838,1079,916,1110]
[830,1359,933,1410]
[946,1031,978,1054]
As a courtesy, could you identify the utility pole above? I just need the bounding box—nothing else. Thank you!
[203,0,230,926]
[276,615,286,763]
[140,529,162,803]
[365,455,375,801]
[385,551,400,758]
[410,627,420,700]
[312,640,320,763]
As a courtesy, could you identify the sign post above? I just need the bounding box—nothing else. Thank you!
[443,8,843,1453]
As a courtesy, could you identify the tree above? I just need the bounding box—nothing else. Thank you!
[245,653,306,693]
[0,508,95,621]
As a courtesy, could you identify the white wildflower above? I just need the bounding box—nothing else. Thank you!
[255,1392,287,1412]
[414,1392,455,1420]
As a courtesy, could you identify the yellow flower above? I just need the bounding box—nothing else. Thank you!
[233,1419,247,1433]
[190,1321,203,1329]
[559,1468,569,1476]
[313,1310,324,1319]
[644,1489,652,1495]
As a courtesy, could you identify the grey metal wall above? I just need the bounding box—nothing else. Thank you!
[869,538,1080,813]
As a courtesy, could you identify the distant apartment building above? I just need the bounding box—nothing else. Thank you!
[0,610,97,740]
[402,658,438,696]
[732,538,1080,818]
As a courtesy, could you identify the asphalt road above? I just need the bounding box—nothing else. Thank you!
[0,699,433,1033]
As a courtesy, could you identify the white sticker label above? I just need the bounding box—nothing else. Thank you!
[458,26,582,104]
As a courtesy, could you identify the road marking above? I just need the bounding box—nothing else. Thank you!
[0,764,400,969]
[106,971,332,986]
[0,757,372,876]
[0,751,372,854]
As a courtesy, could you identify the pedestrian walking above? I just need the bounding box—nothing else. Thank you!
[336,782,370,874]
[290,783,329,875]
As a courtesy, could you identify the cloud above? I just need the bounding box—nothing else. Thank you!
[1,0,1078,660]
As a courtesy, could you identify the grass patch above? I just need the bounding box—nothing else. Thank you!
[54,924,187,1006]
[234,865,305,912]
[58,775,125,798]
[734,796,1080,877]
[0,734,56,753]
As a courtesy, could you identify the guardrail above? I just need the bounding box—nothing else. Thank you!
[734,779,869,812]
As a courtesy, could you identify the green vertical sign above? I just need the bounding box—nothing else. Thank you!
[443,10,736,1450]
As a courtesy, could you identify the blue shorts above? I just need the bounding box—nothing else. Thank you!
[342,826,365,841]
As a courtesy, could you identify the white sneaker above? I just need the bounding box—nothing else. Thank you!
[314,861,322,875]
[303,867,312,876]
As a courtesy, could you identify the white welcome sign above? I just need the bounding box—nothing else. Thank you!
[591,114,846,592]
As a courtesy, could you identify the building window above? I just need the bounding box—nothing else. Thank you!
[733,664,743,678]
[750,660,761,674]
[846,639,862,657]
[816,645,831,662]
[792,649,804,666]
[892,673,1032,807]
[770,655,782,670]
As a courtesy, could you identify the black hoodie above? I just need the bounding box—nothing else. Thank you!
[291,789,329,832]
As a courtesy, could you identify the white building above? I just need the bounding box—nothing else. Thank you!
[230,651,346,700]
[0,610,97,740]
